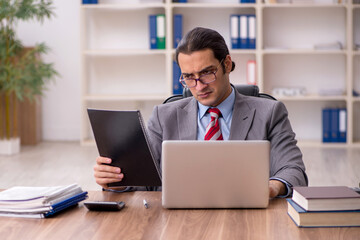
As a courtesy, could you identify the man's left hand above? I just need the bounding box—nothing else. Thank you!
[269,180,286,198]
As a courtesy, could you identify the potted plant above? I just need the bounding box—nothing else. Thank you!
[0,0,58,155]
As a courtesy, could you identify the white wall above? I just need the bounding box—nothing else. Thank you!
[17,0,81,141]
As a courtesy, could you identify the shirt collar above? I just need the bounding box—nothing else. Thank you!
[198,86,235,120]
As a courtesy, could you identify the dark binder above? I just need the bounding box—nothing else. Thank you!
[149,15,157,49]
[87,109,162,187]
[173,61,182,94]
[44,191,88,218]
[322,108,331,143]
[173,14,182,48]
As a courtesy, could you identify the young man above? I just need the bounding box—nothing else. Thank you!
[94,27,308,198]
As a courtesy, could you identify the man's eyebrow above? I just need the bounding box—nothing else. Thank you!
[181,64,216,76]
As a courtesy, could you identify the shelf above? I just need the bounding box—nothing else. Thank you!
[351,142,360,147]
[297,140,349,148]
[277,95,347,101]
[81,3,166,10]
[80,139,96,146]
[263,49,347,54]
[80,1,359,145]
[84,94,168,101]
[261,3,347,8]
[230,49,257,54]
[83,49,167,56]
[171,3,256,8]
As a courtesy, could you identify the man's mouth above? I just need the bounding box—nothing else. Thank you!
[197,91,211,98]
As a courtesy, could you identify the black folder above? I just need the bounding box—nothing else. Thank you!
[87,109,162,187]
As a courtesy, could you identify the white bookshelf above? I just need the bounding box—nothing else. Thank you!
[80,0,360,146]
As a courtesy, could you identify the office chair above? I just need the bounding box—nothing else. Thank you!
[163,84,276,104]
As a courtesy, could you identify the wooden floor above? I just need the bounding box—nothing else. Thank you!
[0,142,359,191]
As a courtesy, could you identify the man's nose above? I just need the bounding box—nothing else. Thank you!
[195,79,207,91]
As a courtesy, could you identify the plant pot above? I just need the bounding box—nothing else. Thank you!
[0,138,20,155]
[19,96,42,145]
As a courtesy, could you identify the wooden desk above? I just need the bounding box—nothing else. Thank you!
[0,191,359,240]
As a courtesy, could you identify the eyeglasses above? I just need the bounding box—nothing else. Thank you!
[179,59,224,88]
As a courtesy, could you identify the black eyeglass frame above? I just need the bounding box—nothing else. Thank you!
[179,59,224,88]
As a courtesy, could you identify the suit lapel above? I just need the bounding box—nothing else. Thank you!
[178,98,198,140]
[229,91,255,140]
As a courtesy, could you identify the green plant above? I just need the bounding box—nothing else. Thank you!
[0,0,58,140]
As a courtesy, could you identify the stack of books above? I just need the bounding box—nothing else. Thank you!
[0,183,88,218]
[287,186,360,227]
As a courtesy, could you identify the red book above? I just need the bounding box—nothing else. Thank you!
[246,60,256,85]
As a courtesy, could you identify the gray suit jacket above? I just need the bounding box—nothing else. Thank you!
[147,90,308,188]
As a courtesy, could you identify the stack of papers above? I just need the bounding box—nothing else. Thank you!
[0,183,88,218]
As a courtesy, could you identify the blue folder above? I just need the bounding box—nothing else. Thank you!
[149,15,157,49]
[173,15,183,48]
[173,61,183,94]
[247,15,256,49]
[230,15,239,49]
[44,191,88,218]
[239,15,248,49]
[322,108,331,143]
[330,108,339,142]
[338,108,347,143]
[82,0,98,3]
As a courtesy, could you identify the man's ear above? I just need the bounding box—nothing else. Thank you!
[224,55,232,73]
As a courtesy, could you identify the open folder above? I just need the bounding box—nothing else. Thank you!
[87,109,162,187]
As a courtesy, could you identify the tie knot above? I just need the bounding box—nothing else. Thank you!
[207,108,222,119]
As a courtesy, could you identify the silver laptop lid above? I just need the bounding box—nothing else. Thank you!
[162,140,270,209]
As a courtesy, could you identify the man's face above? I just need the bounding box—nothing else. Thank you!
[178,49,232,107]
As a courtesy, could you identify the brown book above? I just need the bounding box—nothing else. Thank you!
[292,186,360,211]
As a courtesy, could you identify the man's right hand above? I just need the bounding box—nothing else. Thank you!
[93,156,124,189]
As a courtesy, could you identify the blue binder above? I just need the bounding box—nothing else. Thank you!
[322,108,331,143]
[173,61,183,94]
[338,108,347,143]
[247,15,256,49]
[230,15,239,49]
[239,15,248,49]
[173,15,183,48]
[83,0,98,3]
[149,15,157,49]
[44,191,88,218]
[330,108,339,142]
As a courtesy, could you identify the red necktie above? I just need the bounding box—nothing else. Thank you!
[204,108,223,141]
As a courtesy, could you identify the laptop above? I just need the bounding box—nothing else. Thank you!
[161,140,270,209]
